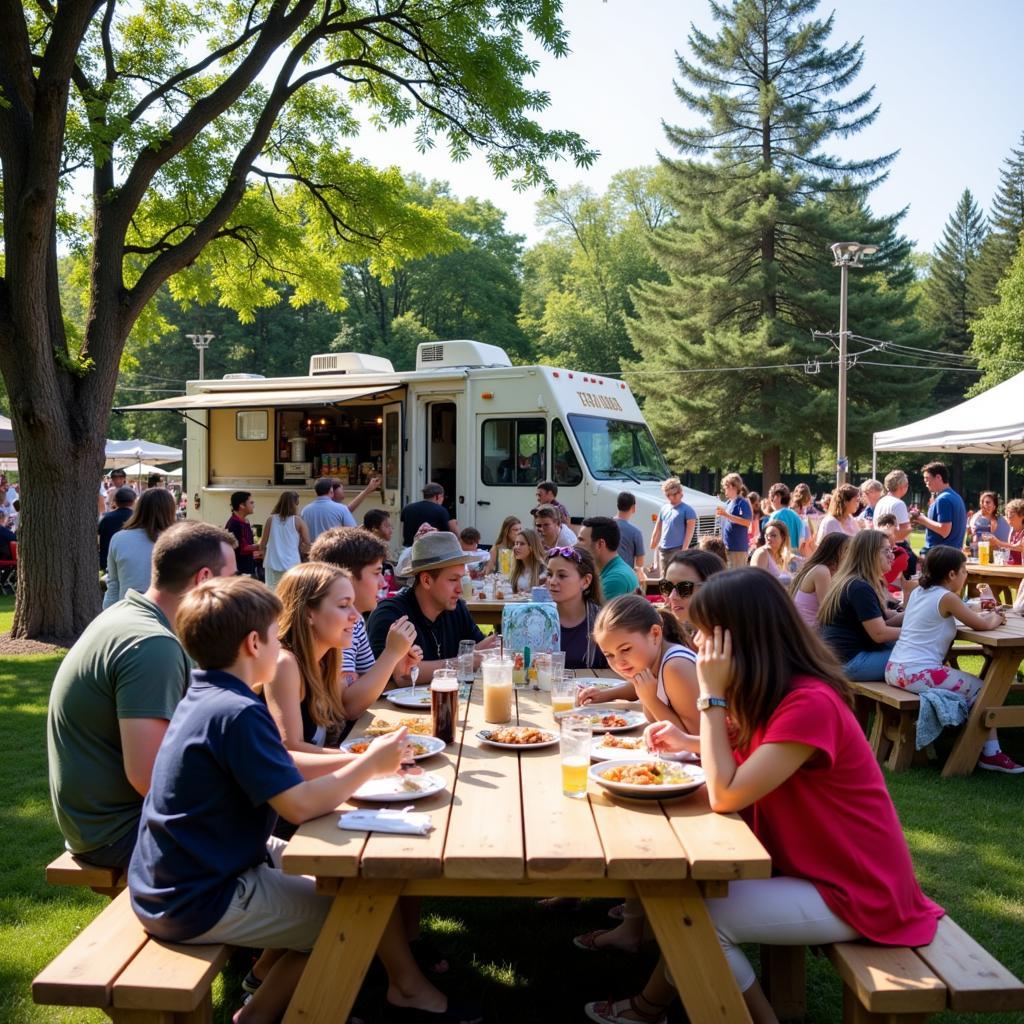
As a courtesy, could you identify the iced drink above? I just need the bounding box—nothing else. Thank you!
[482,656,514,723]
[560,715,592,799]
[431,673,459,745]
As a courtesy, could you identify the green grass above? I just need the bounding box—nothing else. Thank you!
[1,591,1022,1022]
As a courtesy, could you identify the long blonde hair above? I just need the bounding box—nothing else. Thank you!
[276,562,349,729]
[818,529,889,626]
[494,515,521,551]
[511,528,547,592]
[761,520,791,570]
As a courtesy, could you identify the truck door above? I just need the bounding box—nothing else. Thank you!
[424,399,459,523]
[381,401,403,513]
[476,415,547,540]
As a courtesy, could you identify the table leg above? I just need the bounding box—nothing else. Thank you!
[636,879,753,1024]
[942,652,1019,778]
[282,878,402,1024]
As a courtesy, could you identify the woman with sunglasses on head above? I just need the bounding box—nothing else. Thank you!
[789,532,850,629]
[546,545,608,670]
[585,570,943,1024]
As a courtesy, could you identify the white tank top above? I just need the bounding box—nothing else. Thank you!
[888,585,956,673]
[656,643,696,708]
[265,514,302,571]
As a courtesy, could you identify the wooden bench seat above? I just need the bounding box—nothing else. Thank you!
[850,681,921,772]
[33,889,230,1023]
[827,915,1024,1022]
[46,851,125,898]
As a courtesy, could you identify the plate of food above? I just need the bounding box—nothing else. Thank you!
[364,716,434,737]
[476,726,559,750]
[352,771,446,802]
[573,677,621,692]
[555,706,646,733]
[341,734,446,761]
[384,687,434,710]
[588,758,705,800]
[590,733,647,760]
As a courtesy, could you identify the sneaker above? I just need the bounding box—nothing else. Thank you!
[977,751,1024,774]
[240,971,262,995]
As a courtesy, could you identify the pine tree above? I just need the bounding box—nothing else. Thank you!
[921,189,988,404]
[970,131,1024,310]
[627,0,925,484]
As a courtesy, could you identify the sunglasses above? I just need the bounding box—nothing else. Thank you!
[658,579,701,599]
[547,546,583,563]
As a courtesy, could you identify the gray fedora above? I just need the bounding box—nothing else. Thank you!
[408,531,480,574]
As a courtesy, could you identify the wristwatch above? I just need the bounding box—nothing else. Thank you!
[696,695,728,712]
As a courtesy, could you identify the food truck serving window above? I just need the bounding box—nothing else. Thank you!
[566,414,668,482]
[481,418,546,485]
[236,410,268,441]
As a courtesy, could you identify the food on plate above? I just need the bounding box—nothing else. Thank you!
[601,762,694,786]
[585,713,629,729]
[600,734,644,749]
[348,739,429,756]
[364,717,433,736]
[484,726,554,745]
[401,776,429,792]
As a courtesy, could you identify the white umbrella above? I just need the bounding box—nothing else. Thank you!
[114,461,177,480]
[105,438,182,469]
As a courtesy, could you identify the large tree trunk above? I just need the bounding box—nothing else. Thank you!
[762,444,781,490]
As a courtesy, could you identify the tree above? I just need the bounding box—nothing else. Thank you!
[970,240,1024,392]
[0,1,594,642]
[970,131,1024,311]
[920,189,988,405]
[626,0,927,484]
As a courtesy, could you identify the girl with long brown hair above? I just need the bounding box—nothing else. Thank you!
[586,570,943,1024]
[259,489,311,590]
[789,531,849,628]
[485,515,522,574]
[102,487,177,607]
[546,544,607,670]
[509,527,547,593]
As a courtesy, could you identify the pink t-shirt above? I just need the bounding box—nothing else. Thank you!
[734,676,943,946]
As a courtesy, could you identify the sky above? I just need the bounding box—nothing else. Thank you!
[347,0,1024,254]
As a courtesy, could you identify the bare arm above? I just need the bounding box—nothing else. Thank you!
[295,516,311,556]
[264,652,330,754]
[682,517,696,550]
[810,565,832,607]
[649,518,662,551]
[861,615,901,644]
[913,512,951,537]
[346,476,382,515]
[340,617,415,719]
[119,718,170,796]
[258,517,272,556]
[939,591,1004,631]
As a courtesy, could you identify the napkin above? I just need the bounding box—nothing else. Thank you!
[338,807,434,835]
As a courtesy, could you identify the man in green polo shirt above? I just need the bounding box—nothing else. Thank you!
[578,516,639,599]
[47,522,237,870]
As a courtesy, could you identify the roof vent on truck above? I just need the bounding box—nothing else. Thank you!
[308,353,395,375]
[415,340,512,370]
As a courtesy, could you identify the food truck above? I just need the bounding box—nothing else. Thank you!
[120,340,720,543]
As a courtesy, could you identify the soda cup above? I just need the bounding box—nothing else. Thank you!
[430,671,459,745]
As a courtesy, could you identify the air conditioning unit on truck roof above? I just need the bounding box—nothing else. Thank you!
[415,340,512,371]
[308,352,395,375]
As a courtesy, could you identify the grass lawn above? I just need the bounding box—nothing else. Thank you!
[2,593,1022,1023]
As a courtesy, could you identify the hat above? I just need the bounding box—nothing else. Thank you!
[407,531,480,574]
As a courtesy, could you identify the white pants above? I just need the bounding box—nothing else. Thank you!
[668,877,860,992]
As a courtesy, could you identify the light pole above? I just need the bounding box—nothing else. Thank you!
[186,332,214,380]
[830,242,877,487]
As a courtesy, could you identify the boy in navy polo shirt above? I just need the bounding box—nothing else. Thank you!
[128,576,470,1024]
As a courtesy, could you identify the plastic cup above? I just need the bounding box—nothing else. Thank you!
[551,672,576,715]
[482,656,514,724]
[457,639,476,685]
[560,716,592,799]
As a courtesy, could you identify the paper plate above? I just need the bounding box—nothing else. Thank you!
[352,771,446,802]
[588,758,705,801]
[340,734,446,761]
[384,687,434,710]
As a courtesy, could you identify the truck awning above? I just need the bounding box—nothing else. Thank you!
[116,384,398,412]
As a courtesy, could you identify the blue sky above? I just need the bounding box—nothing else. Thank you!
[352,0,1024,254]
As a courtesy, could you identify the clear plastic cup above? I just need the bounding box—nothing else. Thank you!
[560,715,592,799]
[551,673,576,715]
[457,639,476,685]
[482,656,514,723]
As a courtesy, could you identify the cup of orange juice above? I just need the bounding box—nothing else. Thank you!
[560,716,592,799]
[551,674,576,715]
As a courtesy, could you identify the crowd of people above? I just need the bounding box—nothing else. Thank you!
[42,461,1024,1023]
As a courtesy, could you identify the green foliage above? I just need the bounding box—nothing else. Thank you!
[626,0,927,477]
[970,238,1024,392]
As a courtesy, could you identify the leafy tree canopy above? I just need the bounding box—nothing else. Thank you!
[970,235,1024,392]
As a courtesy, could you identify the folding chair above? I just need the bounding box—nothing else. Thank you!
[0,540,18,595]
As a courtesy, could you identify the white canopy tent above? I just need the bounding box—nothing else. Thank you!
[872,369,1024,501]
[104,438,182,469]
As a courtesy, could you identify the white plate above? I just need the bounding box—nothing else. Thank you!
[590,735,648,761]
[352,771,446,802]
[574,677,620,691]
[555,706,646,733]
[384,687,433,710]
[476,727,560,750]
[340,734,446,761]
[588,758,705,800]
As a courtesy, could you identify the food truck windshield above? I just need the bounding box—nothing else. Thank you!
[567,414,669,483]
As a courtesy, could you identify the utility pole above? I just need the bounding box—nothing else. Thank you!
[186,332,214,380]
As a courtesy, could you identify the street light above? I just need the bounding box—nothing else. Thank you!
[830,242,878,487]
[186,332,215,380]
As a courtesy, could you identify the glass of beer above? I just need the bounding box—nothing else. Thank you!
[499,546,513,578]
[482,655,514,724]
[560,715,592,799]
[431,669,460,745]
[551,672,576,715]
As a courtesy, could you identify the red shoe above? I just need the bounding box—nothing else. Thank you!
[977,751,1024,774]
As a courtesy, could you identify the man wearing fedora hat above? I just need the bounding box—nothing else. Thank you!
[367,531,498,681]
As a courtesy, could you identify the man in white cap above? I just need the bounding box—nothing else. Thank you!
[366,531,498,681]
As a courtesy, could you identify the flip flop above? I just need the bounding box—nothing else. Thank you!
[583,997,667,1024]
[573,929,640,954]
[607,902,626,921]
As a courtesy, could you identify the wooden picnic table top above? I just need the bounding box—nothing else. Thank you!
[964,562,1024,581]
[280,671,771,1024]
[956,609,1024,648]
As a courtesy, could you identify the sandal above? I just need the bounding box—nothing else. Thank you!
[409,936,451,976]
[573,929,640,954]
[607,902,626,921]
[584,996,667,1024]
[536,896,580,910]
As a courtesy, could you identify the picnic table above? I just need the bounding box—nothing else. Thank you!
[280,672,771,1024]
[964,562,1023,602]
[944,610,1024,777]
[463,599,510,627]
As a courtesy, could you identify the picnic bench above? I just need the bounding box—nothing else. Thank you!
[32,887,230,1023]
[46,851,125,898]
[280,672,773,1024]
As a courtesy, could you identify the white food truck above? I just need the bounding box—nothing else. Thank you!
[121,340,720,545]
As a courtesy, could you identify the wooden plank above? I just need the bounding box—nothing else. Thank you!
[589,788,689,879]
[113,940,229,1013]
[442,683,524,878]
[849,681,920,710]
[515,688,606,879]
[33,890,147,1008]
[662,791,771,881]
[637,878,753,1023]
[46,852,125,890]
[915,915,1024,1012]
[955,612,1024,649]
[760,944,806,1022]
[283,879,401,1024]
[281,810,369,879]
[983,705,1024,728]
[401,878,690,898]
[826,943,946,1014]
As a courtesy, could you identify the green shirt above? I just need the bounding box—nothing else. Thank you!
[47,590,190,854]
[600,555,640,600]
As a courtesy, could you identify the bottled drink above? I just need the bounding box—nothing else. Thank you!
[431,673,459,745]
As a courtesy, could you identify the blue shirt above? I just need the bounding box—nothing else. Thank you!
[614,517,645,568]
[128,669,304,941]
[722,497,752,553]
[923,488,967,551]
[600,555,640,599]
[301,495,355,542]
[768,507,804,551]
[658,501,696,549]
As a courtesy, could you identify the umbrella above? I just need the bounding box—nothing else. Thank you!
[105,438,182,469]
[0,416,15,458]
[114,461,178,480]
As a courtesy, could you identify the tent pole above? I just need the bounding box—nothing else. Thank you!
[1005,451,1010,506]
[872,449,877,480]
